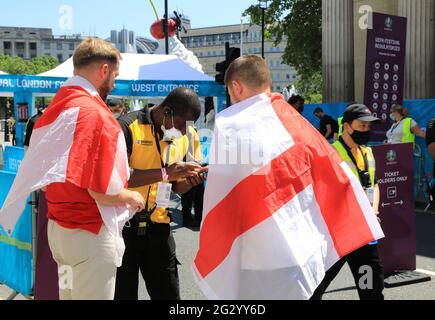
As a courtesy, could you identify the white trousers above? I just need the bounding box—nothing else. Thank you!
[47,220,117,300]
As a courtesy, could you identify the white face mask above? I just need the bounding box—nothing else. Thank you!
[161,113,183,142]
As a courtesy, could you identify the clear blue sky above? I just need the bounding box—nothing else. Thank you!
[1,0,257,38]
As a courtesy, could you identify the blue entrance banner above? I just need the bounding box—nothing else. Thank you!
[3,146,25,173]
[0,75,226,98]
[0,74,227,147]
[0,170,33,296]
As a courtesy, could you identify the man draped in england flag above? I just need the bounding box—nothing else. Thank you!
[193,55,384,300]
[0,38,145,300]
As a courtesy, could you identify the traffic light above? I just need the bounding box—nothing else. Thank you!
[215,60,227,84]
[215,42,241,85]
[228,47,241,66]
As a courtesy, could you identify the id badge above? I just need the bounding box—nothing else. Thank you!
[156,182,172,208]
[366,187,375,205]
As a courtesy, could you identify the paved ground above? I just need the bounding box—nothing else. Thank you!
[136,202,435,301]
[1,198,435,301]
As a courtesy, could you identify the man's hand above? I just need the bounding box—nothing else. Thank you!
[88,188,145,212]
[186,172,208,187]
[167,162,206,181]
[126,190,146,212]
[374,210,381,223]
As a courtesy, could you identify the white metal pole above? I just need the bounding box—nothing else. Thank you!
[240,18,243,56]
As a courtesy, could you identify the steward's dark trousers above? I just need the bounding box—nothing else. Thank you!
[181,183,205,223]
[114,222,180,300]
[311,244,384,300]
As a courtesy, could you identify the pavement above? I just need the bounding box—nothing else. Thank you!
[139,207,435,301]
[1,197,435,301]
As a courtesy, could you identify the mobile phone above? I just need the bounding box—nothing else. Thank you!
[201,163,209,167]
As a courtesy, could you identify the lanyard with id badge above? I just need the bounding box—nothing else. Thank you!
[341,140,375,203]
[341,140,378,245]
[155,128,173,208]
[137,128,173,237]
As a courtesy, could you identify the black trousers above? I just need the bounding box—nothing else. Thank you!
[311,244,384,300]
[181,183,205,223]
[11,132,16,146]
[114,222,180,300]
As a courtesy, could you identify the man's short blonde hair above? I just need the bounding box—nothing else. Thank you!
[224,55,272,90]
[73,38,122,70]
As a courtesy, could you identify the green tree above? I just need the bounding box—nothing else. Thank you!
[244,0,322,99]
[0,55,59,75]
[30,55,60,74]
[293,71,322,104]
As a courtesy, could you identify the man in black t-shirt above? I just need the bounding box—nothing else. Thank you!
[288,95,305,114]
[426,118,435,176]
[314,107,339,141]
[24,105,47,151]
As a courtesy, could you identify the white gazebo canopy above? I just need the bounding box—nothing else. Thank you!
[38,53,213,82]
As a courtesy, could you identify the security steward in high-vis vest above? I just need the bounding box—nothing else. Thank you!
[386,104,426,145]
[181,127,205,228]
[311,104,385,301]
[337,116,343,140]
[115,88,207,300]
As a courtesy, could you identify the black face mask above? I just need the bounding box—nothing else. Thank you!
[351,130,371,146]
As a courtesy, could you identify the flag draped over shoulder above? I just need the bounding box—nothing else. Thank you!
[0,81,134,267]
[193,93,384,300]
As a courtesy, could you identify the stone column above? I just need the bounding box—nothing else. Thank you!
[322,0,355,103]
[25,41,30,59]
[11,41,16,57]
[399,0,435,99]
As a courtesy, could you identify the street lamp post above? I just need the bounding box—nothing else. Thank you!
[164,0,169,54]
[259,0,268,59]
[240,17,244,56]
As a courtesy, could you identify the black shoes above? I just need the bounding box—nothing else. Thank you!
[183,218,201,228]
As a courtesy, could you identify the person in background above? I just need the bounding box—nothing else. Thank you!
[386,104,425,144]
[179,97,213,228]
[181,126,204,228]
[311,104,384,301]
[203,96,216,131]
[8,115,16,146]
[426,118,435,181]
[337,102,358,140]
[313,107,339,142]
[24,105,47,152]
[288,95,305,114]
[107,98,126,119]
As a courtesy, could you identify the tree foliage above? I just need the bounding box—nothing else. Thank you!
[0,55,59,75]
[293,71,322,104]
[244,0,322,98]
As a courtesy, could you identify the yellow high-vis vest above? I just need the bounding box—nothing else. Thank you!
[332,140,376,187]
[338,117,344,137]
[121,110,202,224]
[401,118,416,144]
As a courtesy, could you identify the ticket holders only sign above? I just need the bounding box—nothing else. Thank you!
[372,143,432,287]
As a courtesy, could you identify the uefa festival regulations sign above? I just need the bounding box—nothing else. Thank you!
[364,13,407,141]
